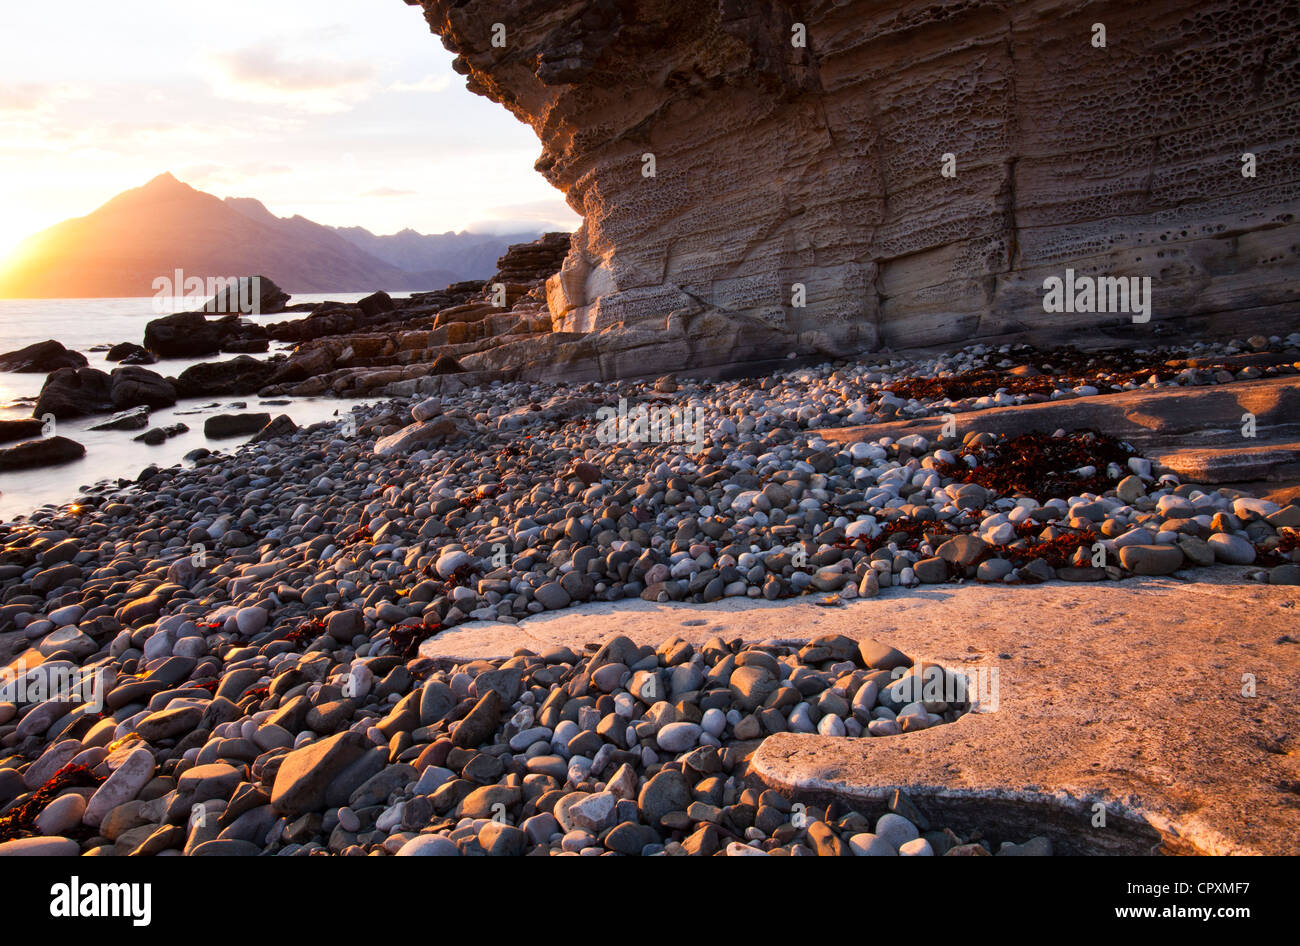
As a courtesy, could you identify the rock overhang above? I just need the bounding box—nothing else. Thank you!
[405,0,1300,380]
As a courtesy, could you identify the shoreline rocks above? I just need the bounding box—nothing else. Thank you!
[0,331,1296,856]
[204,413,272,439]
[0,419,44,445]
[0,340,87,373]
[0,436,85,471]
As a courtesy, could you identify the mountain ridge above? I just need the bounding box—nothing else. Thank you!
[0,173,550,298]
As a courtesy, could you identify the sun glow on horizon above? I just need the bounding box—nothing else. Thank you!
[0,0,581,270]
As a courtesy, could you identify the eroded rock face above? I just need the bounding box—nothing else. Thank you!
[408,0,1300,377]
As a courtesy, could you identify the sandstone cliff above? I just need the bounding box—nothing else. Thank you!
[406,0,1300,379]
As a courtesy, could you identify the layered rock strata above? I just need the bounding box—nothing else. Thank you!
[406,0,1300,379]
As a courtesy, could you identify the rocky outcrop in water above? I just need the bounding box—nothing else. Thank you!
[0,435,85,471]
[0,340,87,374]
[256,235,569,399]
[406,0,1300,378]
[33,365,178,420]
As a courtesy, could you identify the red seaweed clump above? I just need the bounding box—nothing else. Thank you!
[865,518,957,553]
[389,621,444,661]
[0,763,103,843]
[985,521,1101,567]
[937,429,1138,502]
[284,617,327,649]
[885,370,1058,401]
[1256,531,1299,566]
[880,346,1178,404]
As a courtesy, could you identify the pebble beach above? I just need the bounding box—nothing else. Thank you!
[2,333,1299,855]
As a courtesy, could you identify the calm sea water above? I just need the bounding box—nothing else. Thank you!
[0,295,398,521]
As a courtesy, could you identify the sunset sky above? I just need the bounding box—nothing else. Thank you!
[0,0,580,260]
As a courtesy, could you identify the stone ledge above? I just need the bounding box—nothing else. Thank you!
[419,571,1300,855]
[816,375,1300,486]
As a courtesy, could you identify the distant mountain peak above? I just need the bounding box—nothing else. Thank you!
[141,171,188,192]
[0,175,555,298]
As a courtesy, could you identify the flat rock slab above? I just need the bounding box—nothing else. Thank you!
[816,376,1300,486]
[421,570,1300,855]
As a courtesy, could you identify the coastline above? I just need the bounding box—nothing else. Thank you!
[1,338,1298,855]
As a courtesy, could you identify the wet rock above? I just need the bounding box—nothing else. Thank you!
[204,412,272,438]
[89,406,150,431]
[110,365,177,409]
[175,356,279,398]
[250,413,298,443]
[106,342,153,363]
[34,366,113,419]
[0,436,85,471]
[0,418,44,444]
[144,311,225,358]
[0,339,87,372]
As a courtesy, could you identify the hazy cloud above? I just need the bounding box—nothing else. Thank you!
[389,75,453,94]
[178,162,294,188]
[0,84,47,111]
[210,42,377,112]
[0,82,88,114]
[465,197,582,234]
[363,187,418,198]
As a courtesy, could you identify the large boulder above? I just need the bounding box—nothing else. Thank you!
[271,731,370,818]
[266,346,334,386]
[0,419,45,444]
[201,275,289,316]
[109,365,177,409]
[357,291,395,318]
[143,311,223,358]
[204,412,271,438]
[0,436,85,471]
[105,342,155,364]
[175,355,278,398]
[33,366,113,419]
[0,339,87,373]
[210,314,269,352]
[143,310,270,359]
[374,416,463,456]
[250,414,299,443]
